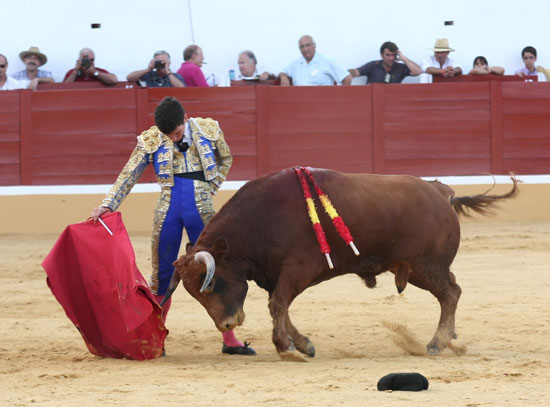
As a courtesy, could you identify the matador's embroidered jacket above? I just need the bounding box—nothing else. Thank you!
[102,117,232,211]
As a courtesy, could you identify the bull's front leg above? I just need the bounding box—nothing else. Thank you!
[285,313,315,357]
[268,295,306,362]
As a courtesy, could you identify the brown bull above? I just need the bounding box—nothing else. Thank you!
[163,168,518,360]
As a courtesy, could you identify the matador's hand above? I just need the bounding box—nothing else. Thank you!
[91,206,112,222]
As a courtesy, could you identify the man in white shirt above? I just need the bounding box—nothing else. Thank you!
[421,38,462,78]
[0,54,32,90]
[279,35,352,86]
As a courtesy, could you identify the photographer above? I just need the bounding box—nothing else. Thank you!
[127,50,185,87]
[63,47,118,85]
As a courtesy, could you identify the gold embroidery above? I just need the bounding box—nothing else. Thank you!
[139,126,163,154]
[102,143,149,211]
[192,117,220,141]
[194,181,215,226]
[150,187,171,294]
[157,151,171,163]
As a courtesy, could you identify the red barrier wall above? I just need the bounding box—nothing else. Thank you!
[1,82,549,186]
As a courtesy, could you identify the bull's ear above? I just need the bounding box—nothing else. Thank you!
[185,242,194,254]
[210,238,229,258]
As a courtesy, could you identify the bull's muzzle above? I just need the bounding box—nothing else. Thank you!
[218,309,245,331]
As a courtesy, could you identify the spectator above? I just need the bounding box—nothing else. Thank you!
[127,50,185,87]
[237,50,274,81]
[176,45,209,87]
[421,38,462,78]
[515,46,538,78]
[63,48,118,85]
[279,35,351,86]
[349,41,421,84]
[0,53,38,90]
[12,46,54,83]
[91,96,255,356]
[468,56,504,75]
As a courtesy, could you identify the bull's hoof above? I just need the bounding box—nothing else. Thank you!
[279,349,307,362]
[294,337,315,357]
[426,338,443,355]
[427,345,441,355]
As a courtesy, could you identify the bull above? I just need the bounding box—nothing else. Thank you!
[162,168,518,360]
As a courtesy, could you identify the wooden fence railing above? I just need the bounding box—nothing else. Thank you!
[1,81,549,186]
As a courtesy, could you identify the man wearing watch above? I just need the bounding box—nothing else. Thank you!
[63,47,118,85]
[127,50,185,87]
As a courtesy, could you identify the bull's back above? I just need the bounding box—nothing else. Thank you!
[204,168,460,276]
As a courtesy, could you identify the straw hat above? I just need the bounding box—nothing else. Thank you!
[19,46,48,66]
[431,38,455,52]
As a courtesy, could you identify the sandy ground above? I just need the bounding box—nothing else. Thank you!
[1,220,549,407]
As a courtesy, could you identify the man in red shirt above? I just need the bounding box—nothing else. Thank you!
[63,47,118,85]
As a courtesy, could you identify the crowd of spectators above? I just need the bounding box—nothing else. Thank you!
[1,40,547,91]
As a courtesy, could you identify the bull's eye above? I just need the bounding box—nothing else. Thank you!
[205,278,215,291]
[199,271,215,294]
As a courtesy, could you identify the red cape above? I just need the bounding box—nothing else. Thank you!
[42,212,168,360]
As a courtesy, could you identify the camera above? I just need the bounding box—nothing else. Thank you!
[154,60,166,70]
[81,55,91,70]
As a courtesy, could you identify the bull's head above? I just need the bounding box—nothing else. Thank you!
[163,238,248,332]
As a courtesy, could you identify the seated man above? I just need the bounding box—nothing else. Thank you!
[237,50,274,81]
[127,50,185,87]
[279,35,351,86]
[63,48,118,85]
[349,41,421,84]
[421,38,462,78]
[12,46,54,83]
[176,45,209,87]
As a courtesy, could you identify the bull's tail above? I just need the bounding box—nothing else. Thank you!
[451,176,519,217]
[160,269,181,306]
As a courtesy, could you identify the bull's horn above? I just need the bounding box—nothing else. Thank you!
[160,270,181,306]
[195,251,216,293]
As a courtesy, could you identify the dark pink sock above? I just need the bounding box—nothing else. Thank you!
[222,330,244,347]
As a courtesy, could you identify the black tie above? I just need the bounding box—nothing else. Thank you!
[176,140,189,152]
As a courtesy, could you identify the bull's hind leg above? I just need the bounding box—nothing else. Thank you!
[427,271,462,354]
[285,313,315,357]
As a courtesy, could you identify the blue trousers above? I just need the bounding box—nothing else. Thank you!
[156,177,210,295]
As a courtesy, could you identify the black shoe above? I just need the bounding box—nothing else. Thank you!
[222,341,256,355]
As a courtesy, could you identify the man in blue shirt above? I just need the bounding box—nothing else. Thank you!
[279,35,351,86]
[127,50,185,87]
[349,41,421,84]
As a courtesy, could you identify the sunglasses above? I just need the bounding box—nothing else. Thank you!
[0,64,6,68]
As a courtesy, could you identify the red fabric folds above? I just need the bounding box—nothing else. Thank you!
[42,212,168,360]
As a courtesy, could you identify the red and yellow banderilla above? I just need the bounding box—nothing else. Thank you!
[294,167,360,269]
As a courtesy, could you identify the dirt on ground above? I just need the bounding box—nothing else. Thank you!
[1,220,549,407]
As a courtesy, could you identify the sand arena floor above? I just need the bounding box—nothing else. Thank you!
[1,220,549,407]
